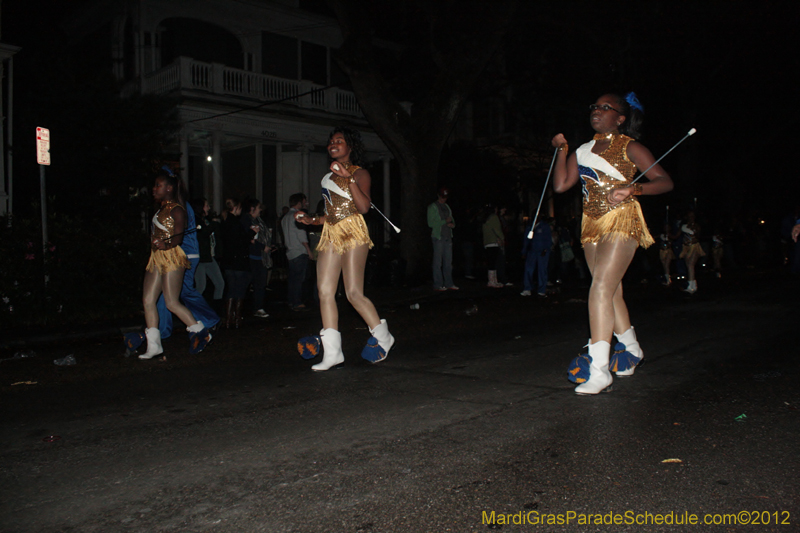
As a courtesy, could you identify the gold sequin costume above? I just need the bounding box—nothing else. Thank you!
[679,222,705,258]
[146,201,191,274]
[659,233,675,262]
[317,163,374,254]
[576,133,654,248]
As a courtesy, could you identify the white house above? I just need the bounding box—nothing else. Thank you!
[64,0,394,220]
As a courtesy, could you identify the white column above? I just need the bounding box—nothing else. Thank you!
[212,132,222,214]
[301,144,310,197]
[275,144,283,216]
[180,130,189,192]
[383,155,392,244]
[255,142,263,201]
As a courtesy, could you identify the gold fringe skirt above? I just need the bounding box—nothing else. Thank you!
[581,201,654,249]
[680,242,705,258]
[659,248,675,262]
[317,214,373,255]
[146,247,191,274]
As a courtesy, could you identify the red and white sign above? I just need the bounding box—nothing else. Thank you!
[36,127,51,166]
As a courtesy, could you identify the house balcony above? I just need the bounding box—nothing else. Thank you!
[129,56,364,118]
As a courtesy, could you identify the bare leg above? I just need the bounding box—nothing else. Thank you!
[583,239,638,344]
[685,251,699,281]
[661,255,671,280]
[143,269,163,329]
[162,268,198,327]
[317,247,343,330]
[341,244,381,329]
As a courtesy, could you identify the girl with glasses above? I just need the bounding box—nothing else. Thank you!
[551,93,674,394]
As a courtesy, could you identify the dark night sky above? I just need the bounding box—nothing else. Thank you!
[2,0,796,223]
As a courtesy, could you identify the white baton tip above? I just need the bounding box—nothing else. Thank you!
[333,164,340,171]
[688,128,697,135]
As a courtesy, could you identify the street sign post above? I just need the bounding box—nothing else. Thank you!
[37,127,50,285]
[36,127,50,166]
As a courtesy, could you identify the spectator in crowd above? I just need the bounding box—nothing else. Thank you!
[482,204,505,288]
[520,216,551,297]
[427,187,458,291]
[192,197,225,306]
[243,199,272,318]
[220,199,251,328]
[282,193,311,311]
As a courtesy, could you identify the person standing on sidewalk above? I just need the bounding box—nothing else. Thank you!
[219,199,252,328]
[551,92,673,394]
[520,216,551,297]
[427,187,458,291]
[282,193,311,311]
[294,127,395,371]
[243,199,272,318]
[192,198,225,306]
[482,204,505,288]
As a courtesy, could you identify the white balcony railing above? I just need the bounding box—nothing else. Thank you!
[138,57,363,118]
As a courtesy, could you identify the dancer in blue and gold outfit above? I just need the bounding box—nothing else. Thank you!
[127,172,211,359]
[551,93,673,394]
[295,127,394,371]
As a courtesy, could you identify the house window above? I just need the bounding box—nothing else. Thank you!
[301,41,327,85]
[330,57,348,88]
[161,18,243,69]
[262,32,298,79]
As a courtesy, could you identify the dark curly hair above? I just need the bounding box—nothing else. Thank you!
[607,92,645,140]
[329,126,366,166]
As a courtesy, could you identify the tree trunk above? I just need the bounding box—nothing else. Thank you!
[327,0,518,280]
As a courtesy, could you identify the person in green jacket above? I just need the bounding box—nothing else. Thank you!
[427,187,458,291]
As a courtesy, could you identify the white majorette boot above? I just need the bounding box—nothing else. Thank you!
[312,328,345,371]
[361,319,394,363]
[613,326,643,377]
[682,280,697,294]
[574,340,613,395]
[139,327,164,360]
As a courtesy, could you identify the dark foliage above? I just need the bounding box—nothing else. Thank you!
[0,210,150,328]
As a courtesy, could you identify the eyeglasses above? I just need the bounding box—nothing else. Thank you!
[589,104,622,113]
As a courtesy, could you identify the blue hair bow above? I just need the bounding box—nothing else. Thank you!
[161,165,176,177]
[625,92,644,113]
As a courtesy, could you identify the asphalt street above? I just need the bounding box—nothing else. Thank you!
[1,271,798,532]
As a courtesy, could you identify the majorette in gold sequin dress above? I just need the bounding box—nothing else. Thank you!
[317,164,374,255]
[146,201,191,274]
[575,133,654,248]
[679,222,705,258]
